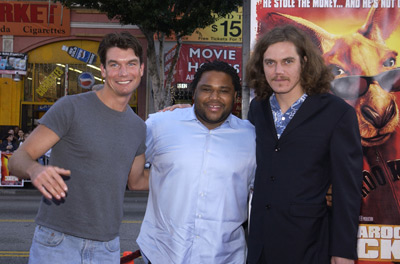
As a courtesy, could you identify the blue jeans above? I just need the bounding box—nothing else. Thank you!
[28,225,120,264]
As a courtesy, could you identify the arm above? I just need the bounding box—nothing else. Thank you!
[329,108,363,259]
[127,153,148,190]
[8,125,70,200]
[159,103,191,112]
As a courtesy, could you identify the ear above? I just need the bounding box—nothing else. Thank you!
[100,64,106,79]
[140,63,144,77]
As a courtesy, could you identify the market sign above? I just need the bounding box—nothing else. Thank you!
[0,1,70,36]
[0,52,27,75]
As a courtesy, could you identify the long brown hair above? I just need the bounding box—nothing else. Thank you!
[246,25,334,100]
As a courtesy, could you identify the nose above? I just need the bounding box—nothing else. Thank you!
[119,65,128,76]
[275,63,284,74]
[209,90,219,99]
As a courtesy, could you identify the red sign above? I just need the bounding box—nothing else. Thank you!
[0,1,70,36]
[1,152,23,187]
[165,44,242,85]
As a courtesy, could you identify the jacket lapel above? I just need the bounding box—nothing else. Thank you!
[280,94,326,138]
[262,98,279,141]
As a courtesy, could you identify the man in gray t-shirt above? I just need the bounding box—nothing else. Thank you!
[9,32,147,264]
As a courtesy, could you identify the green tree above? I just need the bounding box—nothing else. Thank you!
[58,0,242,111]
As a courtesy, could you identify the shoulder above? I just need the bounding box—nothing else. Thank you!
[230,114,255,130]
[319,93,351,109]
[146,107,193,124]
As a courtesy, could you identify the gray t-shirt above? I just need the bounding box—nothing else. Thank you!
[36,91,146,241]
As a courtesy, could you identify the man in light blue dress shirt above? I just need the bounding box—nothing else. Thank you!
[137,61,256,264]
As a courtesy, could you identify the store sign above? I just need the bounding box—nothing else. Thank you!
[0,1,70,36]
[164,44,242,84]
[0,52,27,75]
[164,7,242,43]
[78,72,95,89]
[37,66,64,97]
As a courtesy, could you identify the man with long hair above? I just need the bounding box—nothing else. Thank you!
[246,25,363,264]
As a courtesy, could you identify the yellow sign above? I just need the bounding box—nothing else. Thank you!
[166,7,242,43]
[37,66,64,97]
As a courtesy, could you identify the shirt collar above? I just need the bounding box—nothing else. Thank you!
[269,93,308,113]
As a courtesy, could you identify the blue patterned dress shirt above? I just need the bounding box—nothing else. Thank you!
[270,93,308,138]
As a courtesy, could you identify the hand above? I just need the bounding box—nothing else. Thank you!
[29,164,71,200]
[159,104,191,112]
[331,256,354,264]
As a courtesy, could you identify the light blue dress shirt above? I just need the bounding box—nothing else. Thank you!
[137,106,256,264]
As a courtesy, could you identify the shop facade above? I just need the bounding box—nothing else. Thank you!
[0,1,147,135]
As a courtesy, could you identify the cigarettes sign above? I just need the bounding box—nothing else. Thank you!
[0,1,70,36]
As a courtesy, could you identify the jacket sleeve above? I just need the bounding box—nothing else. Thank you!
[329,107,363,259]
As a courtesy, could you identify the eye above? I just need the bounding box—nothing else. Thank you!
[284,59,294,64]
[383,58,396,67]
[330,65,346,77]
[264,60,275,66]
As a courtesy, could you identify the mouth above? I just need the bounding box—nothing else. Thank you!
[116,80,132,85]
[207,104,223,112]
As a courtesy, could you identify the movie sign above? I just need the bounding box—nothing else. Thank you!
[164,44,242,85]
[0,1,70,36]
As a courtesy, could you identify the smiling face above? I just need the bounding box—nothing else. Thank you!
[193,70,236,130]
[263,41,304,103]
[101,47,144,98]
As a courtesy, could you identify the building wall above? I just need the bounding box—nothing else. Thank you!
[1,6,148,133]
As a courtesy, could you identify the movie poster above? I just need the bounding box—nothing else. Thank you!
[0,152,23,187]
[252,0,400,262]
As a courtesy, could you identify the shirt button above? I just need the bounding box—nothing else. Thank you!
[275,148,280,152]
[266,204,271,209]
[282,117,285,120]
[270,176,275,181]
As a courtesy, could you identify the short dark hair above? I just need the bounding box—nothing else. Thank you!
[98,31,143,66]
[190,60,241,92]
[246,25,334,99]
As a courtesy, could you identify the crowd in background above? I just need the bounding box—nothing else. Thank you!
[0,126,31,153]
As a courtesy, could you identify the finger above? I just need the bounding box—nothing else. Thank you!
[37,184,53,200]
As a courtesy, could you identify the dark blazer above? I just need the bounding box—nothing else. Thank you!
[247,93,363,264]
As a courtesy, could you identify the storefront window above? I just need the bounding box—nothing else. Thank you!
[23,63,103,103]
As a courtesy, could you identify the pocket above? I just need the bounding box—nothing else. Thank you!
[105,236,120,252]
[33,225,64,247]
[289,203,327,218]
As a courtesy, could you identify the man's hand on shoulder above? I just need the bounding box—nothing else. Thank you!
[159,104,191,112]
